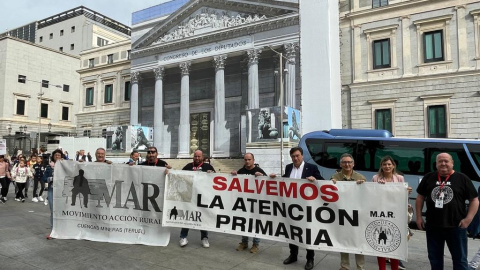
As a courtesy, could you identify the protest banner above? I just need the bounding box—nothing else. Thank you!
[0,139,6,155]
[162,172,408,260]
[51,161,170,246]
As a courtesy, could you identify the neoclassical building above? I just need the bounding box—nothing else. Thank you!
[130,0,300,158]
[340,0,480,139]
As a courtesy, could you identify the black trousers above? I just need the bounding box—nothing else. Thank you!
[16,183,26,199]
[289,244,315,260]
[33,178,45,197]
[0,177,10,197]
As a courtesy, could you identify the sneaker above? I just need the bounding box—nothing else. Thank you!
[250,244,259,253]
[179,238,188,247]
[46,234,52,240]
[4,197,7,201]
[44,200,48,206]
[201,238,210,248]
[14,198,20,202]
[32,197,39,202]
[236,242,248,251]
[38,196,44,202]
[0,198,5,204]
[398,261,406,270]
[21,198,25,203]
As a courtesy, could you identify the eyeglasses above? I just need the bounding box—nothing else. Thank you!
[340,161,354,165]
[147,151,157,154]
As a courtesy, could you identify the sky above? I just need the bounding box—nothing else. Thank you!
[0,0,169,31]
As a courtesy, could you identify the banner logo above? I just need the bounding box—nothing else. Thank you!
[365,220,401,253]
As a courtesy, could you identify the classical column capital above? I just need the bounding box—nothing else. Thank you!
[153,66,165,80]
[284,43,299,64]
[247,49,262,66]
[131,72,141,84]
[179,61,191,75]
[213,55,227,71]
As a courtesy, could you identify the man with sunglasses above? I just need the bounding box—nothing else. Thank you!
[140,147,171,168]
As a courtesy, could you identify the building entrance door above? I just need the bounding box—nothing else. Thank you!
[190,112,210,157]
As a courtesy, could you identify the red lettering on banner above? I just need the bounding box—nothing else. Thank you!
[244,179,255,193]
[228,178,242,192]
[300,183,319,200]
[320,185,339,202]
[279,182,297,198]
[265,181,278,196]
[212,176,227,190]
[212,176,339,202]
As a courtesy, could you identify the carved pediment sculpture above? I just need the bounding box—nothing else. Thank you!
[154,8,267,45]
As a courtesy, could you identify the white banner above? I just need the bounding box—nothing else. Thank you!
[51,161,170,246]
[0,139,6,155]
[162,172,408,260]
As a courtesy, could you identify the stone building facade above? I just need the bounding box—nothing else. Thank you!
[340,0,480,139]
[131,0,300,158]
[76,40,131,138]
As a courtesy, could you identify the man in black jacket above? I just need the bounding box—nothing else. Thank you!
[140,147,171,168]
[270,146,323,270]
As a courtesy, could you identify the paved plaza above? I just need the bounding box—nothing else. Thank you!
[0,189,479,270]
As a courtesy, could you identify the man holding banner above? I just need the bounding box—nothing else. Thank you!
[270,146,323,270]
[179,150,215,248]
[231,152,267,253]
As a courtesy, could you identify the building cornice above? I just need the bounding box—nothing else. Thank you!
[347,69,480,88]
[77,60,131,74]
[0,36,80,59]
[343,0,437,20]
[76,107,130,116]
[132,14,299,59]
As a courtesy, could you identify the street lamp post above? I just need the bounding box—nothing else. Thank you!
[31,80,61,152]
[268,46,288,176]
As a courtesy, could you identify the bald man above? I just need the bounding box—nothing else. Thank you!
[416,153,479,270]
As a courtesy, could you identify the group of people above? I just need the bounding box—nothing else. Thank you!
[1,144,477,270]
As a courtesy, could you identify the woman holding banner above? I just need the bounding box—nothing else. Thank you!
[371,156,405,270]
[43,149,65,240]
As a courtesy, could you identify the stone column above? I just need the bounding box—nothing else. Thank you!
[213,55,228,156]
[153,67,165,154]
[353,25,363,82]
[456,5,468,70]
[178,61,191,158]
[130,72,140,125]
[284,43,298,108]
[247,49,262,109]
[401,16,412,76]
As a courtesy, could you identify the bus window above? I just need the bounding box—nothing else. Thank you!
[305,139,324,166]
[323,140,357,169]
[361,140,426,175]
[466,143,480,182]
[430,145,478,180]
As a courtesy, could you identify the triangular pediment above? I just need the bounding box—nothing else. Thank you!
[133,0,298,50]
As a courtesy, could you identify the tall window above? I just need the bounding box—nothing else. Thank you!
[71,26,75,33]
[42,80,49,88]
[70,44,75,50]
[372,0,388,8]
[83,130,91,137]
[59,47,63,52]
[428,105,446,138]
[62,106,69,121]
[107,54,113,64]
[60,30,64,36]
[97,37,109,47]
[49,33,53,39]
[89,58,94,68]
[373,39,390,69]
[124,81,131,101]
[16,100,25,115]
[63,84,69,92]
[39,36,43,42]
[424,30,444,63]
[104,84,113,103]
[86,87,94,106]
[41,103,48,118]
[127,50,131,60]
[375,109,392,133]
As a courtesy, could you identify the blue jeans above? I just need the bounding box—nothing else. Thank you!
[180,228,208,239]
[48,187,53,228]
[241,236,260,245]
[426,225,468,270]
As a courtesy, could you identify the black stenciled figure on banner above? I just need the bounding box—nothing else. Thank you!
[71,169,90,208]
[134,128,150,150]
[170,206,178,220]
[112,126,123,151]
[378,230,387,245]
